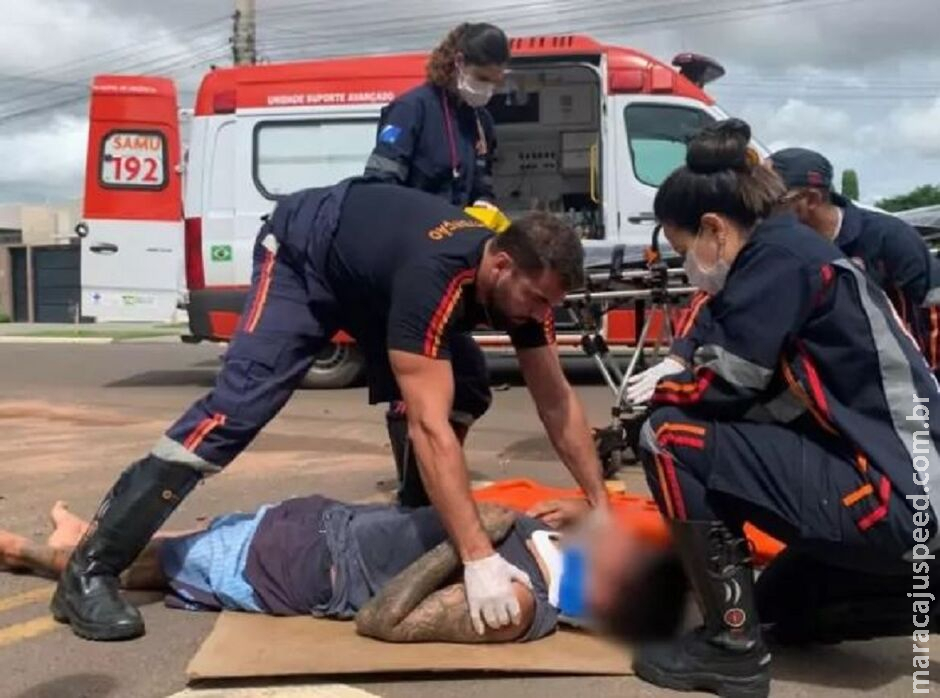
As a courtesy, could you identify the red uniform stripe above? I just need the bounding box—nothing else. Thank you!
[857,476,892,532]
[543,311,556,344]
[930,306,940,370]
[423,269,476,357]
[658,452,688,521]
[659,432,706,451]
[653,453,676,519]
[678,292,709,338]
[652,370,715,405]
[244,250,276,334]
[799,350,831,419]
[183,413,226,452]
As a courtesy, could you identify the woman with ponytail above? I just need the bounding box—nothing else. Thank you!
[364,22,508,208]
[624,119,940,697]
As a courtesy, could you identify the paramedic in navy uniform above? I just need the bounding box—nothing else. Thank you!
[50,179,611,644]
[628,119,940,698]
[364,22,510,506]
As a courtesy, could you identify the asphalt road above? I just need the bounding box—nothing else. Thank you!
[0,343,929,697]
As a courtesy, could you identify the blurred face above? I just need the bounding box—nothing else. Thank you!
[481,253,565,331]
[585,523,646,619]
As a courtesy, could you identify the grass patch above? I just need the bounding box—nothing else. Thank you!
[23,328,183,341]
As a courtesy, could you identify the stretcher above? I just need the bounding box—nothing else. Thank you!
[472,478,785,567]
[566,231,697,473]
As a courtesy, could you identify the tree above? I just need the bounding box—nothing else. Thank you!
[841,170,859,201]
[876,185,940,213]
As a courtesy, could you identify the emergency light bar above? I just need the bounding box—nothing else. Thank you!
[672,53,725,88]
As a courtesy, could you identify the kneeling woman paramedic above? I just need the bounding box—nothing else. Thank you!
[632,119,940,698]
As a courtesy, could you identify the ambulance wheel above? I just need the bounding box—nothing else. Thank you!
[301,343,365,389]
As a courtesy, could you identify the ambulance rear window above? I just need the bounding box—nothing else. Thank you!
[98,130,167,190]
[624,105,714,188]
[253,119,376,199]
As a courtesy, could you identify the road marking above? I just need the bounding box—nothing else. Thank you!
[0,615,60,648]
[0,585,54,613]
[167,685,382,697]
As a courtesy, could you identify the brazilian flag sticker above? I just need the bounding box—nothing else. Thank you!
[211,245,233,262]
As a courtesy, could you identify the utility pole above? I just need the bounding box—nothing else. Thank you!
[232,0,256,65]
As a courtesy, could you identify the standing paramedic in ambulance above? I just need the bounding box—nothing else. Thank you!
[364,22,510,506]
[626,120,940,698]
[51,179,610,643]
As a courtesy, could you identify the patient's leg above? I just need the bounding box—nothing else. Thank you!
[0,501,204,589]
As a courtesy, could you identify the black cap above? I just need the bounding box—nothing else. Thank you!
[769,147,834,191]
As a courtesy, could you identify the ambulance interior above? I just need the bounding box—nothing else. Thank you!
[488,64,604,240]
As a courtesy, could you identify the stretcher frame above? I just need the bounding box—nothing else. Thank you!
[564,242,695,473]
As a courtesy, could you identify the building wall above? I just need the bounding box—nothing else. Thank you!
[0,201,81,246]
[0,249,11,319]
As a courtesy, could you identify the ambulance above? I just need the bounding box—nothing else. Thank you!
[78,35,730,387]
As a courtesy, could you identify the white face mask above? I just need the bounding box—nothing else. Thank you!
[683,234,729,296]
[457,67,494,107]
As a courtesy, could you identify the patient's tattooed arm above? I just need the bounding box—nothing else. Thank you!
[355,504,535,643]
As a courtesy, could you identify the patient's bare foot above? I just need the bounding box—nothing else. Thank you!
[0,530,27,571]
[47,501,88,549]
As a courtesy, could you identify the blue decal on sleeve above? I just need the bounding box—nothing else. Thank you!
[380,124,403,144]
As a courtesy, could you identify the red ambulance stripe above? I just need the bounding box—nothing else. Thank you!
[244,250,276,334]
[857,476,892,532]
[423,269,476,357]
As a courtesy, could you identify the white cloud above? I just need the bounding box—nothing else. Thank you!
[0,114,87,186]
[738,99,853,152]
[891,98,940,157]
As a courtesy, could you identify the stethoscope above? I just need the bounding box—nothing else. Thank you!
[440,90,487,183]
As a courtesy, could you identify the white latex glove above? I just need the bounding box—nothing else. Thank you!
[463,553,533,635]
[625,357,686,405]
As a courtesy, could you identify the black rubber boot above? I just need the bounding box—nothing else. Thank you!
[386,407,430,508]
[51,454,202,641]
[634,520,771,698]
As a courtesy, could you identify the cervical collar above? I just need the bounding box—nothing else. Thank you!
[530,530,563,606]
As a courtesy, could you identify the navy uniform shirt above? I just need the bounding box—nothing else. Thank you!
[325,182,552,403]
[653,213,940,526]
[834,196,940,373]
[364,83,497,207]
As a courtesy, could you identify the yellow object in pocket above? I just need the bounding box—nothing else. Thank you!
[464,205,511,233]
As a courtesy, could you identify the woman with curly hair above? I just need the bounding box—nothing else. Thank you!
[365,23,510,508]
[365,22,508,209]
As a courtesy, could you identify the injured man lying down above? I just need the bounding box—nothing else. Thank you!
[0,494,681,644]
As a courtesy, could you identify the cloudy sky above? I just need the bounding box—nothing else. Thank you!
[0,0,937,205]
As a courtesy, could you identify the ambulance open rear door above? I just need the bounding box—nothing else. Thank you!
[78,75,183,322]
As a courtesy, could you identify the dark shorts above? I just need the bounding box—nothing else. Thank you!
[242,495,337,616]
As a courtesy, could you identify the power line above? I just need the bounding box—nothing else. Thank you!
[0,43,230,126]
